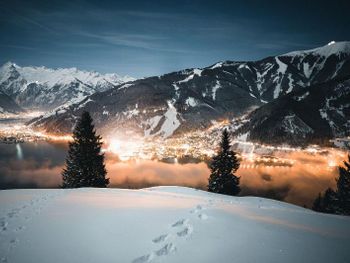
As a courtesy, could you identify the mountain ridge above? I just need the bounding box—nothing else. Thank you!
[0,62,135,111]
[28,41,350,143]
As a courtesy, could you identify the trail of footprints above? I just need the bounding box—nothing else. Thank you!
[0,192,63,263]
[132,201,211,263]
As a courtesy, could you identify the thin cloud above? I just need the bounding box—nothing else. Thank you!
[76,31,195,54]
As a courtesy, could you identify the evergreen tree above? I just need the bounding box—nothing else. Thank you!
[312,154,350,215]
[208,129,240,195]
[336,155,350,215]
[312,193,324,212]
[62,111,109,188]
[322,188,337,214]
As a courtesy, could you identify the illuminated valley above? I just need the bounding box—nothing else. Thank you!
[0,112,348,208]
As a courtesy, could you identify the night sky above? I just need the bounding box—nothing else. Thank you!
[0,0,349,78]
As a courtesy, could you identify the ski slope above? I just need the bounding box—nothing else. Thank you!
[0,187,349,263]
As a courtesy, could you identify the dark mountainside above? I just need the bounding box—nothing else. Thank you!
[16,41,350,144]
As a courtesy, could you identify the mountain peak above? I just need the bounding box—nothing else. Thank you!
[283,41,350,58]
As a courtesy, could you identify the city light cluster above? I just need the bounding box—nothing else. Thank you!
[0,117,347,170]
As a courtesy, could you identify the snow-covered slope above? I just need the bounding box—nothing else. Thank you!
[0,62,134,110]
[234,77,350,145]
[0,187,349,263]
[30,41,350,138]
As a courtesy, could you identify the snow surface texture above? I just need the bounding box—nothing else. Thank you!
[0,187,349,263]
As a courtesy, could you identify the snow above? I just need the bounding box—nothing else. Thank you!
[286,74,294,93]
[211,80,221,100]
[177,69,202,84]
[273,57,288,99]
[143,115,162,137]
[8,64,133,88]
[143,101,181,138]
[118,83,134,90]
[284,41,350,58]
[185,97,198,107]
[294,91,310,101]
[210,62,223,69]
[0,187,349,263]
[158,101,181,137]
[178,74,194,84]
[238,64,250,70]
[249,93,257,99]
[282,114,313,135]
[303,62,312,79]
[193,68,202,77]
[123,105,140,119]
[236,132,249,141]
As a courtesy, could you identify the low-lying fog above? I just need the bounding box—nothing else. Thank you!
[0,141,345,207]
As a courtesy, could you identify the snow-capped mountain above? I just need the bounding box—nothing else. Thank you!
[0,62,134,110]
[233,76,350,146]
[0,90,23,115]
[30,41,350,141]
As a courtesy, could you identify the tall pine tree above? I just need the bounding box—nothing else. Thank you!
[62,111,109,188]
[208,129,240,195]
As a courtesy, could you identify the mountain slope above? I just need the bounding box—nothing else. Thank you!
[29,69,263,136]
[234,77,350,145]
[0,62,134,111]
[0,90,23,115]
[0,187,349,263]
[30,42,350,138]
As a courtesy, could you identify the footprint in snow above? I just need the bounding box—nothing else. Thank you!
[152,234,169,243]
[190,205,203,214]
[7,210,19,219]
[132,254,153,263]
[198,213,208,220]
[9,238,19,250]
[171,219,187,227]
[155,243,176,256]
[14,225,26,232]
[0,219,8,232]
[177,226,192,237]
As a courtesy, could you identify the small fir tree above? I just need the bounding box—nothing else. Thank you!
[62,111,109,188]
[208,129,240,195]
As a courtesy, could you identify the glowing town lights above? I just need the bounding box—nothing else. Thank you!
[106,137,145,161]
[328,160,337,167]
[1,114,348,170]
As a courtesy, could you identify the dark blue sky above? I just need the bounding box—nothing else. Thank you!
[1,0,349,78]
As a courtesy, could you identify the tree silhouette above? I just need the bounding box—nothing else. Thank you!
[208,129,240,195]
[62,111,109,188]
